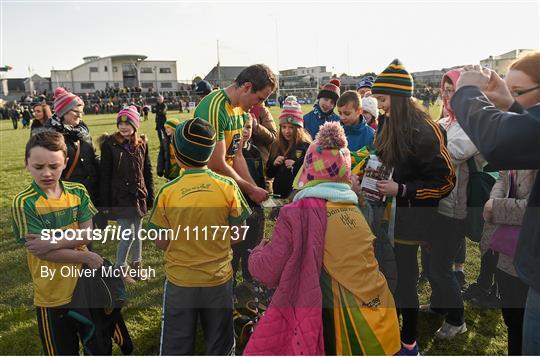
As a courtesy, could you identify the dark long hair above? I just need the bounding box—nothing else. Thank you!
[375,96,431,167]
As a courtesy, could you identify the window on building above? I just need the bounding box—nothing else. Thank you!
[114,82,120,88]
[89,67,98,73]
[81,82,95,89]
[122,64,137,76]
[141,67,153,74]
[141,82,154,88]
[104,66,108,72]
[161,82,172,88]
[159,67,172,74]
[113,66,118,72]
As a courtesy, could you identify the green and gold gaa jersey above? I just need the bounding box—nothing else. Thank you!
[194,89,249,166]
[11,180,97,307]
[148,168,251,287]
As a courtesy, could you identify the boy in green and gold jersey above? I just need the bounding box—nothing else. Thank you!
[12,131,103,355]
[150,118,251,355]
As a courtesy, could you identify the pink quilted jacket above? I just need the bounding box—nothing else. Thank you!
[244,198,327,356]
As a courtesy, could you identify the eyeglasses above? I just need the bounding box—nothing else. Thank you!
[510,85,540,97]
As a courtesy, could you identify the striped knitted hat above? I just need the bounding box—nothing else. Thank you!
[279,96,304,128]
[329,78,341,88]
[372,59,414,97]
[164,118,180,131]
[357,76,375,90]
[53,87,83,117]
[172,118,216,167]
[317,82,341,102]
[117,105,140,130]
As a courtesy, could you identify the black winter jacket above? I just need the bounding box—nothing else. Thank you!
[43,119,100,204]
[266,141,310,199]
[156,134,172,179]
[99,134,154,219]
[243,142,266,207]
[377,114,456,242]
[154,102,167,129]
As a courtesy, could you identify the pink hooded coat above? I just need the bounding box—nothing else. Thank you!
[244,198,327,356]
[441,68,462,127]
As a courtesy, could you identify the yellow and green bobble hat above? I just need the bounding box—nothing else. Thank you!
[164,118,180,131]
[372,59,413,97]
[172,118,216,167]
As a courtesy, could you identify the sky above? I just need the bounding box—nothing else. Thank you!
[1,0,539,80]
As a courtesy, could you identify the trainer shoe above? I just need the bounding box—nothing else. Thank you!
[464,283,500,308]
[435,321,467,339]
[396,342,420,356]
[462,283,489,302]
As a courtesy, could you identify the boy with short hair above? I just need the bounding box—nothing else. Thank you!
[150,118,251,355]
[303,81,341,139]
[12,130,103,355]
[336,90,375,151]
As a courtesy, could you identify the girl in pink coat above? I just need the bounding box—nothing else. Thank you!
[245,122,400,356]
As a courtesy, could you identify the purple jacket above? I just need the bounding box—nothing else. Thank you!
[244,198,327,356]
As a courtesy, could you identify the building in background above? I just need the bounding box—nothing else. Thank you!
[411,65,465,88]
[279,66,332,89]
[24,74,51,95]
[411,69,445,88]
[203,65,246,89]
[3,78,26,99]
[480,49,535,76]
[50,54,178,94]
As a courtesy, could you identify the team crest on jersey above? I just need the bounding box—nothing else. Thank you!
[226,133,242,156]
[54,210,66,221]
[72,207,78,221]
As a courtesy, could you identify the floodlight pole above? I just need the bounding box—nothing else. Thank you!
[275,18,280,100]
[131,58,143,88]
[154,66,158,94]
[217,40,221,88]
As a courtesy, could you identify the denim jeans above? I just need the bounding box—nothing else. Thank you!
[116,217,143,267]
[523,287,540,355]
